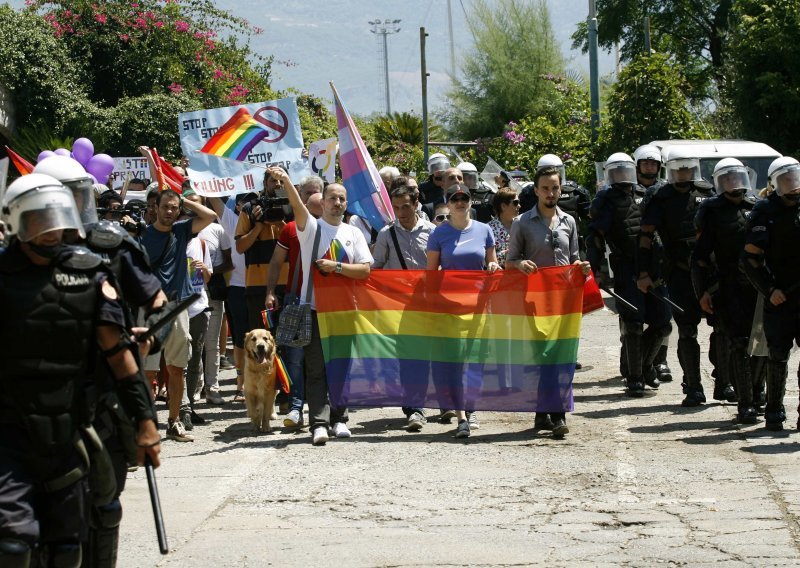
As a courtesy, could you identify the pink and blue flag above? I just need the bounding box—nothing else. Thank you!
[330,82,394,230]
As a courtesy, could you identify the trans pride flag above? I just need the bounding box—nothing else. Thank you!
[330,82,394,230]
[314,266,588,412]
[200,107,271,161]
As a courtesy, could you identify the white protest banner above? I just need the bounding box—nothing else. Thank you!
[178,97,306,197]
[309,138,338,182]
[109,157,150,190]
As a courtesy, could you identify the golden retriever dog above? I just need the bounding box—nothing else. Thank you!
[243,329,277,433]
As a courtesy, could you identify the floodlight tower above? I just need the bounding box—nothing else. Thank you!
[369,19,401,115]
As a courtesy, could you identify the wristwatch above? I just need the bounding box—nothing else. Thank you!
[335,262,343,274]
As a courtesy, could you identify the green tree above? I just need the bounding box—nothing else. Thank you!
[571,0,733,100]
[726,0,800,155]
[598,53,707,158]
[446,0,564,140]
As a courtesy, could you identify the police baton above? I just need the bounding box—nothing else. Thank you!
[134,293,200,344]
[600,286,639,313]
[649,280,685,315]
[145,454,169,554]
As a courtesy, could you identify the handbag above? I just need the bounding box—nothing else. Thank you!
[275,225,321,347]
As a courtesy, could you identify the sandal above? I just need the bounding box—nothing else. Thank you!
[233,389,245,402]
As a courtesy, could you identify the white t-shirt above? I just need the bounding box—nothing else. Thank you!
[198,222,230,270]
[348,215,373,244]
[297,216,373,310]
[186,237,212,318]
[219,207,246,288]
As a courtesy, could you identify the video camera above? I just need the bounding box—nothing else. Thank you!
[96,199,147,236]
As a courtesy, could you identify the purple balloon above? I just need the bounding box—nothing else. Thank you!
[72,137,94,166]
[54,148,70,157]
[88,173,98,184]
[37,150,55,162]
[86,153,115,183]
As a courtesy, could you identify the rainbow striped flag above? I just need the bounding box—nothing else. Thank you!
[200,107,270,161]
[314,266,586,412]
[330,82,394,230]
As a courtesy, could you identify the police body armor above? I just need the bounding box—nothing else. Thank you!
[558,180,590,221]
[696,195,754,283]
[597,186,641,262]
[650,183,713,271]
[0,244,102,451]
[761,193,800,290]
[470,184,496,223]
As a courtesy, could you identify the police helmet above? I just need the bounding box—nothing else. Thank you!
[33,155,98,229]
[604,152,637,186]
[767,156,800,196]
[712,158,752,196]
[536,154,566,184]
[665,146,702,184]
[427,153,450,174]
[633,145,662,165]
[1,173,85,242]
[457,161,480,190]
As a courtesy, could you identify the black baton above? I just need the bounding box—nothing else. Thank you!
[601,287,639,313]
[648,280,686,315]
[145,455,169,554]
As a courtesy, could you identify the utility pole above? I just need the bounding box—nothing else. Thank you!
[369,19,401,115]
[446,0,456,78]
[588,0,601,142]
[420,27,430,164]
[643,16,651,54]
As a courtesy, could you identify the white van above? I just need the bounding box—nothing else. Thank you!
[649,139,781,190]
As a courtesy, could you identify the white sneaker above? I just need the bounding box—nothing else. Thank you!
[312,426,329,446]
[332,422,351,438]
[166,419,194,442]
[283,409,303,428]
[205,390,224,405]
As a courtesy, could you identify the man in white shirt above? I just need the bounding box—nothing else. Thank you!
[270,166,373,446]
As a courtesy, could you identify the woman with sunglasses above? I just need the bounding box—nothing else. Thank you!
[487,188,521,268]
[427,184,501,438]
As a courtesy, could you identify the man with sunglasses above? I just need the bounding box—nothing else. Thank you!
[507,166,590,439]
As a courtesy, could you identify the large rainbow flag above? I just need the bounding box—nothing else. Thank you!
[330,82,394,230]
[314,266,588,412]
[200,107,270,161]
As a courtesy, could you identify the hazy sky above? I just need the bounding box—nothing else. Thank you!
[5,0,615,116]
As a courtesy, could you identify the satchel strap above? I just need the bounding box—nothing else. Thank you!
[304,223,322,305]
[389,225,408,270]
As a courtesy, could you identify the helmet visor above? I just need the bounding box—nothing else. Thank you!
[775,167,800,195]
[714,167,752,194]
[462,171,479,190]
[17,198,85,242]
[666,158,701,183]
[428,158,450,174]
[605,162,637,186]
[64,178,99,228]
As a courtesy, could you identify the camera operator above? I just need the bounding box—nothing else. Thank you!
[96,189,147,238]
[235,168,291,331]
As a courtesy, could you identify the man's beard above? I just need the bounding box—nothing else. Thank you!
[639,172,657,181]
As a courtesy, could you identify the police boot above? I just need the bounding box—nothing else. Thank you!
[711,331,737,403]
[731,343,757,424]
[619,318,628,378]
[0,538,31,568]
[623,322,645,397]
[83,500,122,568]
[641,325,668,390]
[764,358,788,431]
[678,325,705,406]
[654,343,673,382]
[752,356,767,412]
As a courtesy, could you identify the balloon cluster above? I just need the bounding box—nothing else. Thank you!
[36,138,115,184]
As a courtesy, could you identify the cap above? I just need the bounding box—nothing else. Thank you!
[445,183,471,201]
[235,191,258,204]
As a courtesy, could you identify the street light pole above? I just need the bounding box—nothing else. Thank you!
[369,19,401,115]
[588,0,601,142]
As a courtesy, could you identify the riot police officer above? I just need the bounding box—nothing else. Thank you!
[692,158,759,423]
[632,145,673,384]
[638,146,715,406]
[419,153,450,209]
[34,156,167,567]
[458,161,496,223]
[588,153,671,396]
[0,174,160,567]
[742,156,800,430]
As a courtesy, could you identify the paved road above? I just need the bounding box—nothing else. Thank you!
[119,301,800,567]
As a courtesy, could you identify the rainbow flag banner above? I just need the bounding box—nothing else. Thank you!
[200,107,271,161]
[314,266,586,412]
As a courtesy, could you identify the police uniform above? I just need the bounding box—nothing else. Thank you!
[640,181,714,404]
[0,243,126,567]
[743,192,800,429]
[81,222,162,568]
[470,182,497,223]
[588,184,671,395]
[692,194,759,420]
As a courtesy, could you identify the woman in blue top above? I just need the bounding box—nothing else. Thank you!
[427,183,500,438]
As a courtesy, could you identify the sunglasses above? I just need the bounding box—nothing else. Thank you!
[508,199,520,206]
[448,194,470,203]
[434,214,451,222]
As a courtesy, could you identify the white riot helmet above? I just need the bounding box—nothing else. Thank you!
[33,155,98,228]
[427,152,450,174]
[767,156,800,196]
[665,146,702,184]
[712,158,752,196]
[633,144,662,165]
[1,173,85,242]
[537,153,566,184]
[604,152,637,186]
[457,161,480,190]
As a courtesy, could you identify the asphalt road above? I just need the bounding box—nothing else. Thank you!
[119,300,800,567]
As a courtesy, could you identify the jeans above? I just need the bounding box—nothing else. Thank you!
[203,300,224,393]
[283,345,305,413]
[184,310,210,410]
